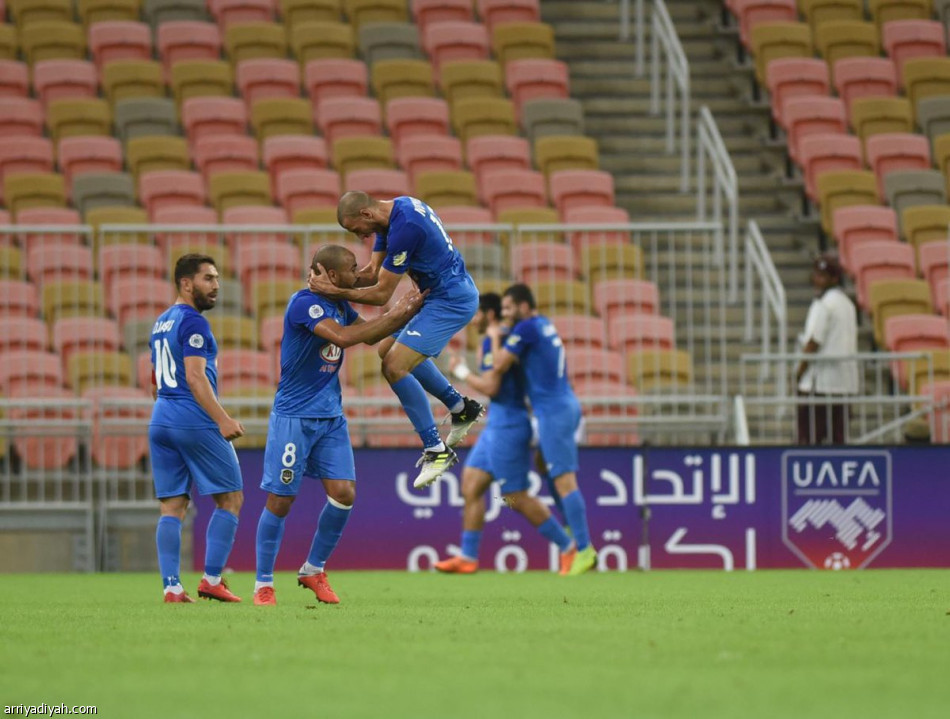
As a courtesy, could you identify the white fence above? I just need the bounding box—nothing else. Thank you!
[651,0,691,193]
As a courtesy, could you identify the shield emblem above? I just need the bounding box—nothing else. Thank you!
[781,450,892,569]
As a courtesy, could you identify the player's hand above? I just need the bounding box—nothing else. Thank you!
[392,288,427,316]
[218,417,245,441]
[308,263,344,297]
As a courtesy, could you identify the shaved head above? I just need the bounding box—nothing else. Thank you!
[337,191,376,225]
[311,244,356,275]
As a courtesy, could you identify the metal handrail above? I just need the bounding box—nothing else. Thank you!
[744,220,787,399]
[650,0,690,193]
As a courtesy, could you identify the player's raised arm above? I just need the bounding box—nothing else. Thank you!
[184,355,245,440]
[354,251,385,287]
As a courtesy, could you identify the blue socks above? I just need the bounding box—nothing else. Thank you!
[460,529,482,561]
[561,490,592,551]
[542,470,565,522]
[204,508,239,578]
[412,359,463,411]
[306,498,353,570]
[255,508,286,583]
[156,515,182,589]
[390,375,441,448]
[537,516,573,553]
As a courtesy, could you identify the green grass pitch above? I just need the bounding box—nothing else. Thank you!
[1,570,948,718]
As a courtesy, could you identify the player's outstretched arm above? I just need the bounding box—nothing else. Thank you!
[312,288,427,348]
[184,356,245,440]
[353,251,385,288]
[449,353,502,398]
[309,264,402,306]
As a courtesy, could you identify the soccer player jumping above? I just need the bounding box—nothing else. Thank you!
[308,191,484,489]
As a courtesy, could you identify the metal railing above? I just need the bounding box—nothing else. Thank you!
[743,220,787,402]
[650,0,691,193]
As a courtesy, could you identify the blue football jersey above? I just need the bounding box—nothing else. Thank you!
[372,196,471,297]
[150,303,219,429]
[503,315,577,408]
[480,333,529,428]
[273,288,359,418]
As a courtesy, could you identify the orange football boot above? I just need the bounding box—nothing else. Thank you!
[298,572,339,604]
[164,591,195,603]
[434,556,478,574]
[559,546,577,576]
[253,586,277,606]
[197,577,242,602]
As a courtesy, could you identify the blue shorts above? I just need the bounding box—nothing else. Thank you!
[464,419,533,494]
[260,413,355,496]
[149,424,243,499]
[395,276,478,357]
[534,396,582,479]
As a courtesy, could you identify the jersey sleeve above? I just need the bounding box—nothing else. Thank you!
[479,336,493,372]
[372,233,386,253]
[380,215,424,275]
[288,293,336,334]
[179,314,215,359]
[342,300,360,327]
[504,320,537,360]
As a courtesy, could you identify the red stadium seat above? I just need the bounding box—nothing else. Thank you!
[563,206,631,254]
[734,0,798,48]
[385,96,450,145]
[209,0,274,29]
[52,316,121,368]
[315,96,382,145]
[157,21,223,74]
[833,57,898,118]
[465,134,530,178]
[151,205,220,246]
[565,346,625,385]
[852,240,917,310]
[0,350,63,393]
[885,313,950,389]
[9,385,79,470]
[864,132,932,198]
[276,168,342,215]
[608,314,676,352]
[783,96,848,164]
[83,385,151,468]
[510,241,576,283]
[181,97,248,146]
[882,20,946,79]
[222,205,290,252]
[236,58,301,108]
[0,279,40,317]
[26,242,94,285]
[548,313,606,348]
[139,170,207,215]
[192,134,260,181]
[397,133,463,182]
[14,208,83,253]
[505,58,569,120]
[438,205,494,245]
[0,317,48,352]
[344,168,410,196]
[259,313,283,379]
[98,243,164,298]
[57,136,123,189]
[217,349,274,393]
[412,0,474,33]
[593,279,659,325]
[765,57,830,127]
[89,21,153,69]
[571,377,639,446]
[423,20,490,72]
[919,241,950,300]
[0,60,29,98]
[832,205,899,272]
[0,98,44,138]
[262,134,329,195]
[0,137,54,186]
[549,170,614,218]
[110,276,173,327]
[32,60,98,108]
[234,239,299,290]
[304,58,369,104]
[481,168,546,214]
[798,132,862,201]
[476,0,540,33]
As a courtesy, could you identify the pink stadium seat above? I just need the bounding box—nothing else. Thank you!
[505,59,569,119]
[852,240,917,311]
[548,313,606,348]
[510,241,576,283]
[110,276,173,327]
[151,205,219,246]
[52,316,121,368]
[9,385,79,470]
[259,313,283,379]
[477,0,540,33]
[565,346,625,385]
[0,137,55,185]
[208,0,274,29]
[304,59,369,105]
[181,97,248,146]
[481,168,546,215]
[89,21,154,69]
[157,21,222,75]
[0,60,29,98]
[26,243,94,285]
[276,168,342,216]
[734,0,798,48]
[466,135,531,178]
[136,349,152,392]
[783,96,848,164]
[32,60,99,108]
[864,132,932,198]
[98,244,164,298]
[438,205,494,244]
[593,279,660,325]
[0,209,8,228]
[608,314,676,352]
[397,134,463,182]
[217,349,274,393]
[882,20,946,80]
[922,380,950,442]
[0,350,63,393]
[139,170,207,216]
[935,279,950,316]
[344,168,410,197]
[571,377,639,446]
[833,58,898,118]
[262,134,329,195]
[83,385,151,468]
[563,206,631,254]
[423,21,490,72]
[315,96,382,146]
[385,97,450,145]
[57,136,123,189]
[798,133,862,201]
[234,239,299,289]
[919,241,950,298]
[192,134,260,181]
[0,317,48,352]
[765,58,830,127]
[412,0,474,33]
[222,205,289,252]
[0,279,40,317]
[549,170,615,218]
[0,98,43,138]
[14,208,83,252]
[885,313,950,389]
[236,58,301,108]
[832,205,899,272]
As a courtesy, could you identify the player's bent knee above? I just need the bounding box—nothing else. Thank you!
[214,490,244,515]
[266,493,295,517]
[326,481,355,507]
[159,495,189,520]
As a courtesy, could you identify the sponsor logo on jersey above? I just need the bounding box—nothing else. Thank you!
[309,304,325,319]
[188,333,204,348]
[320,343,342,363]
[392,251,408,267]
[405,330,422,337]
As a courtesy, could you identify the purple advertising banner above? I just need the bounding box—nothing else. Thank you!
[193,446,950,572]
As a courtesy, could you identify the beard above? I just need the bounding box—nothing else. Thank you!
[193,289,217,312]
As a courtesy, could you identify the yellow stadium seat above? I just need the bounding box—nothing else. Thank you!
[932,133,950,177]
[451,96,516,141]
[87,206,151,246]
[171,60,233,104]
[799,0,863,32]
[281,0,342,27]
[491,21,555,65]
[20,20,86,63]
[292,207,339,224]
[47,98,111,141]
[534,279,591,315]
[750,22,813,86]
[582,244,644,281]
[903,57,950,119]
[849,97,913,140]
[815,21,879,65]
[4,172,66,216]
[42,280,105,324]
[414,170,477,207]
[497,207,560,245]
[371,59,435,104]
[0,24,17,60]
[9,0,72,26]
[208,314,258,349]
[344,345,382,389]
[627,349,693,391]
[78,0,141,26]
[101,60,165,104]
[0,246,24,279]
[290,21,355,62]
[221,383,273,448]
[253,279,299,319]
[905,349,950,395]
[125,136,190,180]
[868,0,932,30]
[533,135,599,176]
[331,135,394,176]
[68,350,133,393]
[901,205,950,260]
[251,98,313,141]
[868,278,933,346]
[208,171,272,212]
[343,0,408,30]
[225,21,288,63]
[439,60,503,105]
[816,170,879,235]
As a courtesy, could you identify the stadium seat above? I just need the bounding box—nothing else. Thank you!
[292,207,342,224]
[79,0,142,25]
[72,172,136,215]
[797,133,863,202]
[412,0,473,33]
[530,279,590,315]
[280,0,341,26]
[0,26,14,62]
[20,21,86,64]
[815,21,880,65]
[157,21,222,74]
[439,59,503,103]
[423,20,489,72]
[885,313,949,389]
[832,205,899,271]
[89,21,153,68]
[27,242,94,285]
[0,137,54,184]
[918,240,950,299]
[331,135,394,177]
[868,277,932,346]
[478,0,540,32]
[4,173,66,216]
[869,0,932,30]
[510,241,575,284]
[225,21,287,64]
[66,349,133,394]
[209,0,274,28]
[290,21,355,62]
[920,100,950,144]
[139,169,206,215]
[903,57,950,118]
[749,22,813,86]
[371,59,435,104]
[32,59,98,108]
[884,170,948,218]
[221,205,290,253]
[344,168,410,197]
[549,170,615,218]
[385,97,450,145]
[734,0,799,47]
[7,385,81,469]
[83,385,151,468]
[57,136,123,190]
[465,134,530,180]
[192,134,259,182]
[564,206,632,252]
[533,135,598,177]
[765,58,830,128]
[0,279,40,317]
[582,243,643,282]
[451,96,516,141]
[608,314,675,353]
[42,279,105,324]
[150,205,218,249]
[208,170,271,212]
[0,59,29,98]
[565,346,625,385]
[8,0,73,25]
[481,168,546,215]
[100,59,165,105]
[304,58,368,104]
[865,132,932,198]
[883,20,946,80]
[593,279,659,324]
[0,245,23,279]
[546,314,606,350]
[343,0,408,28]
[438,205,494,245]
[935,278,950,315]
[816,170,879,235]
[849,96,914,141]
[359,21,422,64]
[171,60,233,104]
[125,135,189,180]
[234,239,299,289]
[46,98,112,141]
[852,240,917,310]
[798,0,863,31]
[52,316,121,368]
[315,96,382,145]
[216,348,274,393]
[491,21,555,65]
[114,97,179,140]
[397,134,463,182]
[902,205,950,257]
[181,97,247,146]
[98,243,164,298]
[276,168,342,215]
[0,99,43,141]
[783,97,848,165]
[414,169,477,207]
[0,349,63,393]
[251,98,313,141]
[251,278,298,319]
[13,208,83,253]
[262,134,328,193]
[0,317,48,353]
[108,275,173,327]
[627,349,693,392]
[496,206,559,242]
[521,98,585,140]
[236,58,300,108]
[833,58,899,120]
[144,0,208,25]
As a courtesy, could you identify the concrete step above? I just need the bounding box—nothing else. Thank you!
[580,97,767,118]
